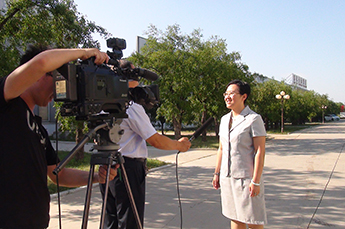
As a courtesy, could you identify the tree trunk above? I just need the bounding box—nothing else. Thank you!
[173,117,182,139]
[214,117,219,137]
[201,111,207,142]
[274,122,279,130]
[264,117,269,130]
[0,7,20,31]
[159,116,166,135]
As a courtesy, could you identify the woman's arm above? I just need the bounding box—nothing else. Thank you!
[250,136,266,197]
[212,139,223,190]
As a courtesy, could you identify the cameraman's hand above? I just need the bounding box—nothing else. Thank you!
[178,137,191,152]
[80,48,109,65]
[97,164,119,184]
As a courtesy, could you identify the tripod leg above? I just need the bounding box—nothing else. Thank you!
[99,162,113,229]
[120,163,143,229]
[81,164,95,229]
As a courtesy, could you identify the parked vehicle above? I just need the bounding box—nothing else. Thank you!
[340,112,345,119]
[324,115,332,122]
[328,114,340,121]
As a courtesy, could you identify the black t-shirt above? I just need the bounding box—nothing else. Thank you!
[0,77,60,228]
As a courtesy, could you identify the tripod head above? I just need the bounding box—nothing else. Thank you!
[93,118,123,152]
[53,117,124,175]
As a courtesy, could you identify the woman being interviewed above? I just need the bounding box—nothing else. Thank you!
[212,79,267,229]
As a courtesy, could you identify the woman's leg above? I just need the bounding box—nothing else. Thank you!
[248,224,264,229]
[230,220,246,229]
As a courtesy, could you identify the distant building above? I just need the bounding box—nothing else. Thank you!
[285,73,308,91]
[253,73,308,92]
[34,102,57,136]
[0,0,5,9]
[137,36,147,54]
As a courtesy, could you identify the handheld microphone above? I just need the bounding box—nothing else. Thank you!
[189,117,213,142]
[133,68,159,81]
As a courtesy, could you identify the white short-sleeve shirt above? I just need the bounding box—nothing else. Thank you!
[118,102,157,158]
[219,106,266,178]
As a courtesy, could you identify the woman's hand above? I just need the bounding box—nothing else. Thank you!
[249,183,261,197]
[212,174,220,190]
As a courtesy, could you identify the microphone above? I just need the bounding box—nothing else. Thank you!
[189,117,213,142]
[133,68,159,81]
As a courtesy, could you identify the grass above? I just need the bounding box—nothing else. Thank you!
[48,151,168,194]
[162,130,219,149]
[266,122,320,134]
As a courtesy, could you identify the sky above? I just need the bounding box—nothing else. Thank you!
[73,0,345,104]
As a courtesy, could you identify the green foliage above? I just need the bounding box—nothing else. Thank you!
[129,24,343,134]
[130,24,252,138]
[248,77,342,128]
[0,0,110,77]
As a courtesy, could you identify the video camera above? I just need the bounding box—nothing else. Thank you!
[53,37,159,121]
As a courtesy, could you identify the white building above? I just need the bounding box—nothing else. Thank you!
[0,0,5,9]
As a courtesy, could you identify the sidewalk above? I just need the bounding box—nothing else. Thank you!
[49,121,345,228]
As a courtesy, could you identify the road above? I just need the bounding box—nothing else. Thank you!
[49,120,345,228]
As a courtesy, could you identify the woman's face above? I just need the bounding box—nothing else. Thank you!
[224,84,246,110]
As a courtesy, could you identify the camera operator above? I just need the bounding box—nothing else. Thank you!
[99,60,191,229]
[0,44,118,229]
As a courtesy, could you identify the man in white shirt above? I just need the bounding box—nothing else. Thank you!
[99,60,191,229]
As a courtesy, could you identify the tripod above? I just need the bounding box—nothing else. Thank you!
[53,118,143,229]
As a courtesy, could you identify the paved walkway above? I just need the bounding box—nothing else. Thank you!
[49,121,345,228]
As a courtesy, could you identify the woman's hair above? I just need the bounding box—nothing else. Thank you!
[226,79,251,103]
[19,44,50,66]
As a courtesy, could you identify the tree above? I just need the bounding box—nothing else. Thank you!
[187,33,252,140]
[249,77,342,128]
[130,24,252,139]
[249,79,287,129]
[130,24,196,139]
[0,0,110,160]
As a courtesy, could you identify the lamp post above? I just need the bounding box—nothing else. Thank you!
[275,91,290,133]
[321,105,327,123]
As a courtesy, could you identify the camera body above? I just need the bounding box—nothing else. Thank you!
[53,37,159,121]
[54,58,129,120]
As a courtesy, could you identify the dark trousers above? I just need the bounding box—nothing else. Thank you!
[99,157,147,229]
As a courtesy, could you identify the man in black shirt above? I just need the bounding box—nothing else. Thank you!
[0,45,118,229]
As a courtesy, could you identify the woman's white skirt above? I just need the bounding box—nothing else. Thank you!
[220,176,267,225]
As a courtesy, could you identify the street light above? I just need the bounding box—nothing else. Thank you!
[321,105,327,123]
[275,91,290,133]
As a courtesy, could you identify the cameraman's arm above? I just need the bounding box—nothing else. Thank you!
[4,48,108,102]
[47,164,118,187]
[146,133,191,152]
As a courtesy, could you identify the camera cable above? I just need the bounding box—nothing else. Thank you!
[175,153,183,229]
[174,117,213,229]
[54,111,63,229]
[306,143,344,228]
